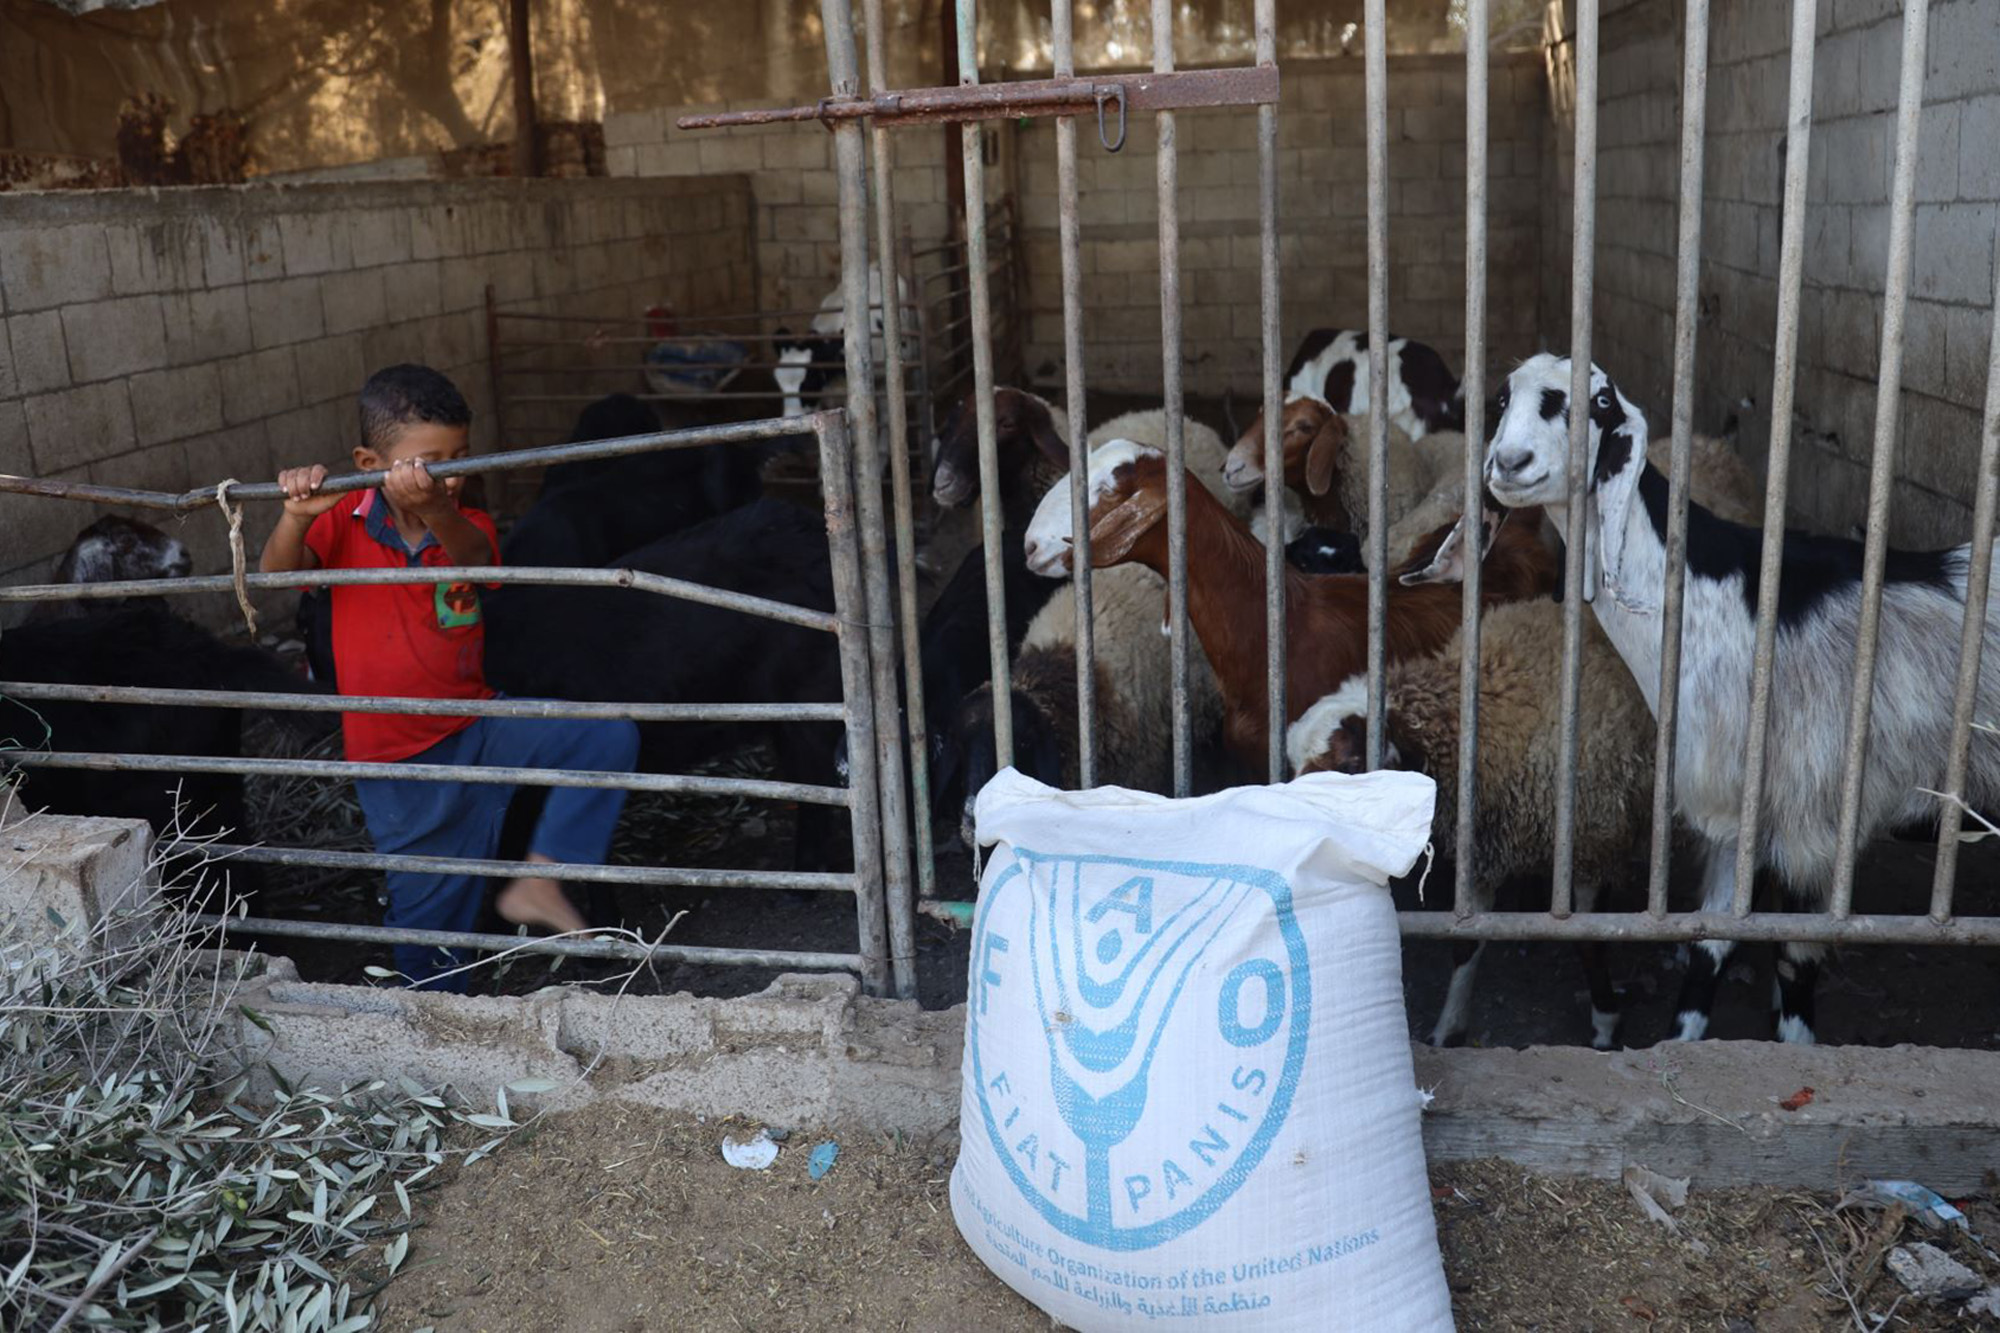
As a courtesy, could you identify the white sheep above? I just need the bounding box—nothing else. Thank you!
[1482,353,2000,1044]
[1287,598,1656,1048]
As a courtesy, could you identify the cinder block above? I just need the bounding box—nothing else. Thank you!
[0,225,113,311]
[436,256,488,314]
[217,347,301,425]
[348,209,414,268]
[0,399,29,476]
[241,216,286,281]
[379,260,443,319]
[23,380,136,471]
[602,108,662,148]
[635,141,703,176]
[163,288,253,365]
[106,222,199,296]
[1917,101,1961,204]
[294,332,367,406]
[262,402,346,470]
[1913,202,1998,304]
[130,365,225,446]
[0,814,155,949]
[360,322,425,377]
[1941,302,1995,405]
[186,420,277,490]
[195,215,247,288]
[8,309,70,395]
[605,145,639,178]
[247,276,326,348]
[278,211,351,276]
[1889,478,1973,548]
[320,269,388,335]
[761,134,829,172]
[62,295,168,383]
[1960,95,2000,200]
[1924,0,2000,103]
[409,206,470,262]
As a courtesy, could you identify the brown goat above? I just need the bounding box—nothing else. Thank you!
[1050,448,1560,769]
[1221,397,1356,529]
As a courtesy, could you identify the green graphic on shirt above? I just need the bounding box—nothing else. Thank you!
[435,581,480,629]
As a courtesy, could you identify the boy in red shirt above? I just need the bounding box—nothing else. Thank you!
[261,365,638,989]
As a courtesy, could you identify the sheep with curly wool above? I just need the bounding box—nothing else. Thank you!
[1287,598,1655,1048]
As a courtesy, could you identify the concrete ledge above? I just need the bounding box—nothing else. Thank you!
[232,960,964,1137]
[1413,1042,2000,1192]
[0,811,155,947]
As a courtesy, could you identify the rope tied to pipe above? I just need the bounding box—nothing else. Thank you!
[216,479,258,638]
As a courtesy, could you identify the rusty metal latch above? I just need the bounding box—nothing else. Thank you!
[1093,85,1127,152]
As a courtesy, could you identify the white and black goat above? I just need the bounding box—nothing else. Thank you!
[1480,352,2000,1044]
[773,265,914,419]
[1282,328,1465,440]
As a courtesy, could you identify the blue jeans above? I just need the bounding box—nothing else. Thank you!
[354,710,640,990]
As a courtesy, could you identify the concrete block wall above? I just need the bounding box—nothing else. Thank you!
[0,177,755,616]
[1015,54,1550,399]
[1543,0,2000,546]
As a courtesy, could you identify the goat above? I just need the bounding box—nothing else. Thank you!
[1281,328,1465,439]
[1024,441,1559,771]
[1284,526,1365,575]
[31,515,194,621]
[483,499,847,870]
[1288,598,1656,1048]
[1,604,321,889]
[774,265,914,418]
[1481,353,2000,1044]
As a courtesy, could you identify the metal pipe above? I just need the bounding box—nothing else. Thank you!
[1929,256,2000,918]
[1732,0,1821,915]
[0,681,848,725]
[822,0,909,999]
[3,750,852,806]
[0,564,838,635]
[1456,0,1489,913]
[1830,0,1932,918]
[1362,0,1390,773]
[493,304,911,328]
[815,413,894,996]
[1257,0,1284,783]
[857,0,923,997]
[1055,0,1099,789]
[1154,0,1192,797]
[958,0,1013,771]
[1648,0,1712,919]
[184,842,857,894]
[1550,0,1600,919]
[1395,911,2000,947]
[206,914,863,972]
[0,415,833,514]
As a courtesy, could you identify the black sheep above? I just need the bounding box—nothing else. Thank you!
[483,499,847,869]
[1284,525,1366,575]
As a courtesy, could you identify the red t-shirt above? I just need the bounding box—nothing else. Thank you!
[304,490,500,762]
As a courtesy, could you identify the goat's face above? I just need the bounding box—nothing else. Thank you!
[1222,395,1340,496]
[1284,678,1404,779]
[773,341,814,418]
[929,388,1067,509]
[60,516,192,584]
[1022,439,1166,577]
[1485,354,1649,600]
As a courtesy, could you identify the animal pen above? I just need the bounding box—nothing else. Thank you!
[2,0,1999,1031]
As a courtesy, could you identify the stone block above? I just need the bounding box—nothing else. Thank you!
[1942,301,1995,404]
[761,135,829,172]
[1848,202,1891,289]
[0,814,156,950]
[278,210,351,276]
[294,332,366,406]
[262,401,346,470]
[241,216,285,281]
[23,380,136,471]
[348,209,414,268]
[409,205,471,262]
[1913,202,1997,304]
[320,268,389,335]
[0,225,113,311]
[1898,391,1980,494]
[1960,95,2000,200]
[106,222,199,296]
[218,347,300,425]
[602,108,661,148]
[1918,101,1961,204]
[635,141,703,176]
[1820,115,1890,205]
[247,276,326,348]
[185,421,277,490]
[1900,299,1951,399]
[163,288,253,365]
[1927,0,2000,102]
[61,295,168,383]
[195,214,247,288]
[8,309,71,396]
[605,145,639,178]
[130,365,225,446]
[0,399,29,476]
[380,260,443,319]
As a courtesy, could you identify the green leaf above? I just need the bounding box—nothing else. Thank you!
[362,966,397,979]
[240,1005,274,1033]
[460,1113,515,1130]
[504,1077,560,1095]
[385,1232,410,1275]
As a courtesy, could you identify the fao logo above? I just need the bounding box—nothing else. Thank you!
[968,851,1311,1252]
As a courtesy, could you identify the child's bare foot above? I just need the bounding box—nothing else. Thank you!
[495,874,593,937]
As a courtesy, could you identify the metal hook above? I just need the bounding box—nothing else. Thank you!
[1093,87,1127,153]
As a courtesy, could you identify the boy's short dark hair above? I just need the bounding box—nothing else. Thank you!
[358,364,472,453]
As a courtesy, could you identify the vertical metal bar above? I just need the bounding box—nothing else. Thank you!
[1153,0,1193,797]
[1648,0,1711,918]
[1551,0,1600,919]
[1929,250,2000,919]
[822,0,915,997]
[1456,0,1488,910]
[1054,0,1099,789]
[1257,0,1285,783]
[1733,0,1821,914]
[860,0,928,982]
[1362,0,1390,772]
[957,0,1013,769]
[1830,0,1930,919]
[818,413,892,996]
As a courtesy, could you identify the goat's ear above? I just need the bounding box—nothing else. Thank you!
[1304,415,1344,497]
[1399,504,1505,586]
[1087,489,1166,567]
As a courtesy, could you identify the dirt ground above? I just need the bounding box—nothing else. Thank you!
[370,1101,2000,1332]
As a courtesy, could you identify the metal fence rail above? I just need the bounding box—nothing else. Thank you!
[0,410,904,995]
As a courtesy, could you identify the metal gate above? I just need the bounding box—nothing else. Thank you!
[0,413,908,994]
[684,0,2000,966]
